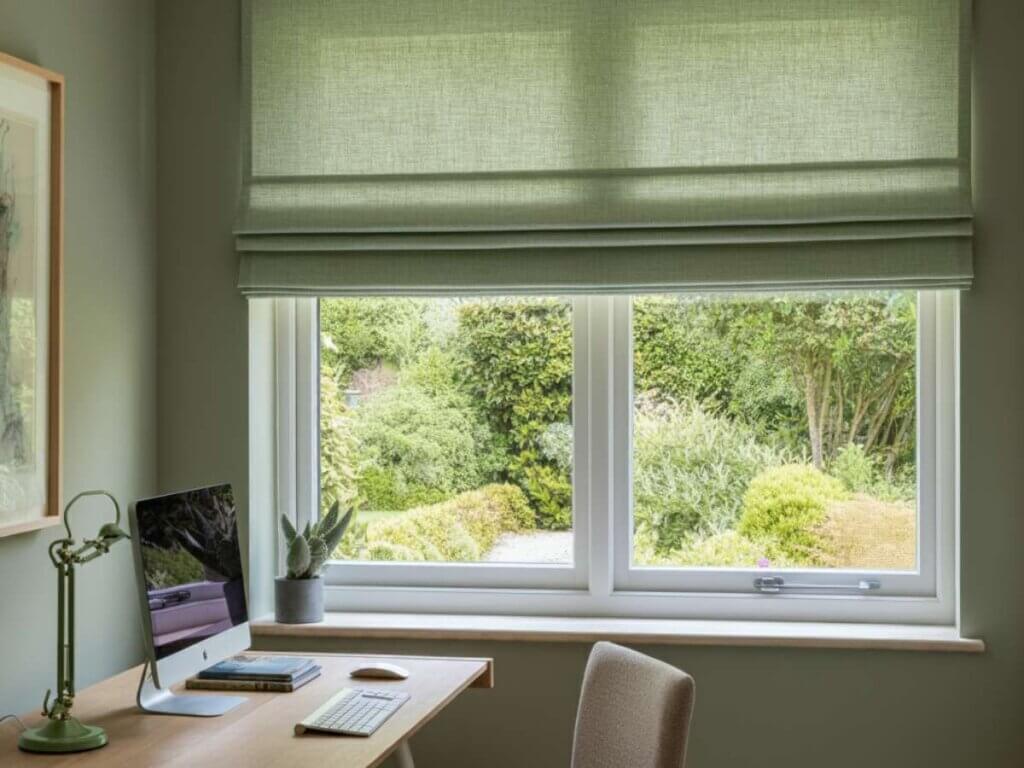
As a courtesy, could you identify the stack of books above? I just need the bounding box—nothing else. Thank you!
[186,655,321,693]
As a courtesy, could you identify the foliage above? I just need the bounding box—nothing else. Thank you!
[341,484,534,562]
[738,464,847,561]
[320,298,429,379]
[634,530,799,569]
[519,461,572,529]
[726,293,916,470]
[140,545,204,590]
[633,293,916,477]
[351,383,502,511]
[456,299,573,528]
[830,442,915,502]
[536,422,573,471]
[356,467,448,512]
[633,395,784,553]
[830,443,876,494]
[281,501,353,579]
[137,486,244,581]
[320,364,359,514]
[633,296,744,406]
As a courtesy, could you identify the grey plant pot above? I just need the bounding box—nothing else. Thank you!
[274,576,324,624]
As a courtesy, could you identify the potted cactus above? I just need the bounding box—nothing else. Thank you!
[275,502,352,624]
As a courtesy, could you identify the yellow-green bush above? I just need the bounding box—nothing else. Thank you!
[738,464,847,561]
[358,484,534,562]
[634,530,797,569]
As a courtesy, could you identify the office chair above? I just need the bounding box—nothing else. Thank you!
[571,642,695,768]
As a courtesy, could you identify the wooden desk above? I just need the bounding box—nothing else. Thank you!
[2,653,493,768]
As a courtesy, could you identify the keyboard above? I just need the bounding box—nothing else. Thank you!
[295,687,410,737]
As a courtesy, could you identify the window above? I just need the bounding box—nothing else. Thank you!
[630,292,918,572]
[319,297,575,566]
[273,290,956,623]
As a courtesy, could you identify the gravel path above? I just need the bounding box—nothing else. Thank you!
[485,531,573,563]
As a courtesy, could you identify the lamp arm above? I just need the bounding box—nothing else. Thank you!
[62,490,122,540]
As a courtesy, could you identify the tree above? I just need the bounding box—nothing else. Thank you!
[319,298,430,381]
[730,294,915,471]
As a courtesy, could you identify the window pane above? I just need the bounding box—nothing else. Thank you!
[632,292,917,572]
[320,297,573,564]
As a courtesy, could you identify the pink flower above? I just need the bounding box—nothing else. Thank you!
[757,557,771,568]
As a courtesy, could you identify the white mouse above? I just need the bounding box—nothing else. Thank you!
[349,662,410,681]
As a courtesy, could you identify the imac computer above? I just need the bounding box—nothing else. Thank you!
[129,484,251,716]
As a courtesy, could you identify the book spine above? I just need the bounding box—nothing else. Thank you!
[197,672,306,682]
[186,678,297,692]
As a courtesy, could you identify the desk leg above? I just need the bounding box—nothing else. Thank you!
[394,740,415,768]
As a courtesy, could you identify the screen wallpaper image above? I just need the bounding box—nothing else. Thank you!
[136,485,247,660]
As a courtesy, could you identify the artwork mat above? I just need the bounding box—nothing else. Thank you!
[0,52,63,537]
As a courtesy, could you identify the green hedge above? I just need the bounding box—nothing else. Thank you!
[353,484,534,562]
[738,464,847,561]
[456,299,573,529]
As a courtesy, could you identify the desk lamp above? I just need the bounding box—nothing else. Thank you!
[18,490,130,754]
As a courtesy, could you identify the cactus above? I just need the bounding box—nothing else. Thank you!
[281,501,353,579]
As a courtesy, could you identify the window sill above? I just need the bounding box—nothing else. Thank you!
[251,613,984,653]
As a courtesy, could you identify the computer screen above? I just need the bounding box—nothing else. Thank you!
[135,485,248,660]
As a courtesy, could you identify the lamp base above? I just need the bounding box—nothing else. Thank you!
[18,716,107,753]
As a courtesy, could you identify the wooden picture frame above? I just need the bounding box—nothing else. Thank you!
[0,51,63,537]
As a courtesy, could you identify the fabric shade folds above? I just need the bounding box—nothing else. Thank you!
[237,0,972,296]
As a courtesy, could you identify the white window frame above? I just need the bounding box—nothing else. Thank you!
[269,291,958,625]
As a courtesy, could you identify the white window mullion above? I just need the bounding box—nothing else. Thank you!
[274,297,298,571]
[294,298,319,530]
[610,295,634,591]
[584,296,613,599]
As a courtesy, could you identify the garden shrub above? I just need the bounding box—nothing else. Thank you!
[519,459,572,529]
[537,422,573,472]
[320,298,429,377]
[352,384,502,511]
[320,364,359,514]
[359,484,534,562]
[634,530,798,569]
[456,299,573,528]
[830,443,875,494]
[738,464,847,561]
[633,395,783,553]
[829,442,915,503]
[633,296,744,406]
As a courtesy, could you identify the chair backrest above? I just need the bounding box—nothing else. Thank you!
[571,642,695,768]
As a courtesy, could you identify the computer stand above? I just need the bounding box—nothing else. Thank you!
[136,659,247,717]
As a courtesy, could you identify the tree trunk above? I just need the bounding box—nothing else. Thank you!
[803,368,824,469]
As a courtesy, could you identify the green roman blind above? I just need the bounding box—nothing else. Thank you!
[237,0,972,296]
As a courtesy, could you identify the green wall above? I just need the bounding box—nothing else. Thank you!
[0,0,157,716]
[157,1,1023,766]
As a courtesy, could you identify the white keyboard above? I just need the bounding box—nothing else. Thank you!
[295,687,410,737]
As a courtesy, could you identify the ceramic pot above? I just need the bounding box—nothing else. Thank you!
[274,576,324,624]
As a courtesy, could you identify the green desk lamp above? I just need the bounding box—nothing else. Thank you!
[18,490,130,754]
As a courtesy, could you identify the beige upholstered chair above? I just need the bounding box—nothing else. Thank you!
[571,642,695,768]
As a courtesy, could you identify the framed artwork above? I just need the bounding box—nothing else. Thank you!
[0,52,63,537]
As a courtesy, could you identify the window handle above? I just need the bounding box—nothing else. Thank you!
[753,576,881,594]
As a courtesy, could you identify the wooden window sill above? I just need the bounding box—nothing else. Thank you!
[251,613,984,653]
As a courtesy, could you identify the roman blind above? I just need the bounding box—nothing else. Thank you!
[236,0,972,296]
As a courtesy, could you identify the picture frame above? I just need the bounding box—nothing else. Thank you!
[0,51,63,537]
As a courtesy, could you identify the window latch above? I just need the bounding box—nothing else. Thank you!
[753,576,881,594]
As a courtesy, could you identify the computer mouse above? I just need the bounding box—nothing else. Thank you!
[349,662,410,681]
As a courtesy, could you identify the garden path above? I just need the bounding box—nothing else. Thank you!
[486,531,573,563]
